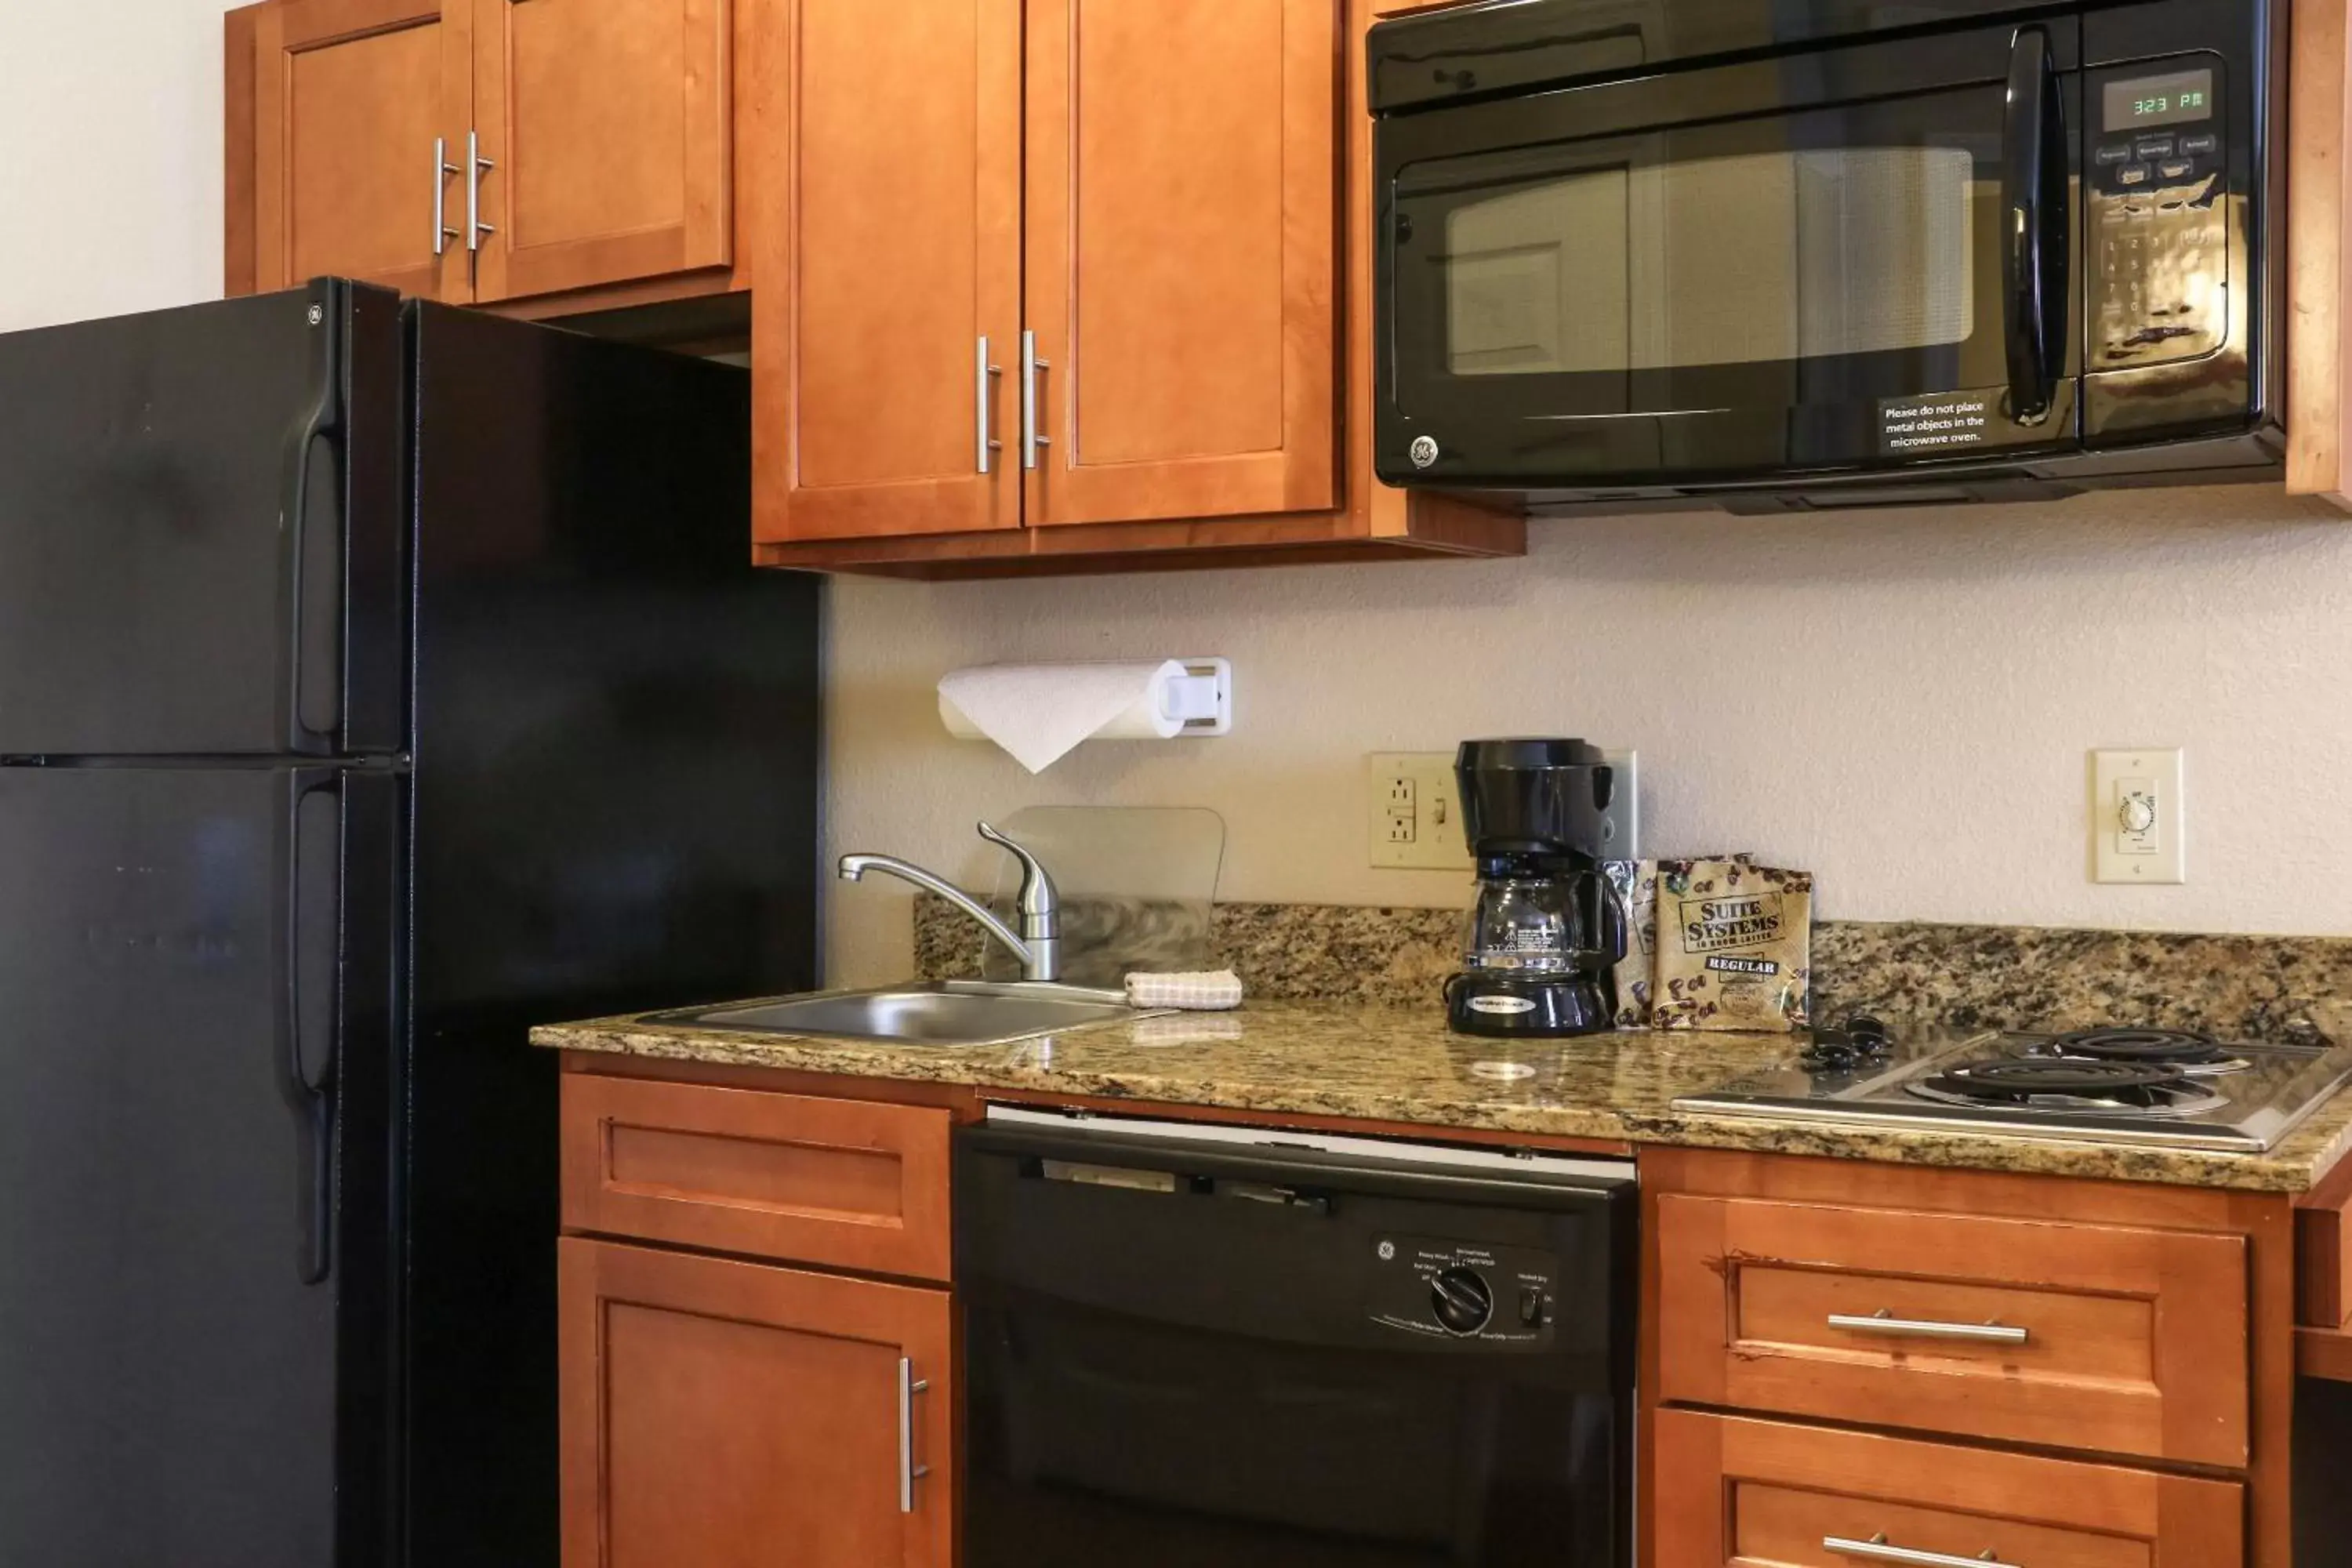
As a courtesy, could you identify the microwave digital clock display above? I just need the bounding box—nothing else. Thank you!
[2103,68,2216,129]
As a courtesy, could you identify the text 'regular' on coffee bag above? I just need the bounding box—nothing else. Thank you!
[1651,859,1813,1033]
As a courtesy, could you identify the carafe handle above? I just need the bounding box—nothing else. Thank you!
[1580,866,1629,968]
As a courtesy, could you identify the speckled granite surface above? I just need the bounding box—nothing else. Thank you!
[917,898,2352,1041]
[535,994,2352,1193]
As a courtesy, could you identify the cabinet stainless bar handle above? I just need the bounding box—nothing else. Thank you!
[1827,1532,2005,1566]
[466,130,495,251]
[976,336,1003,474]
[1828,1309,2028,1345]
[897,1357,931,1514]
[1022,329,1051,470]
[432,138,462,256]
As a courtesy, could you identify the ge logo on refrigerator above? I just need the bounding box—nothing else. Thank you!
[1408,435,1440,470]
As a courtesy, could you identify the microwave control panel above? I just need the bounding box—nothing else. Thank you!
[2088,59,2229,371]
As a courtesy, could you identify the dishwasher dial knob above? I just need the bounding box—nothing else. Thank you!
[1430,1267,1494,1335]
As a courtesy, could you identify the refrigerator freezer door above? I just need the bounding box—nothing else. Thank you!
[0,763,398,1565]
[0,281,405,758]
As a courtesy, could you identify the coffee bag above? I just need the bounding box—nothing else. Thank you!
[1603,854,1751,1027]
[1651,859,1813,1032]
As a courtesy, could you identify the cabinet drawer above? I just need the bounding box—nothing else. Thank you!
[561,1073,953,1281]
[1653,1409,2242,1568]
[1656,1193,2249,1465]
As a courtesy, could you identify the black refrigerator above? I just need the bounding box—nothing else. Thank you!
[0,279,821,1566]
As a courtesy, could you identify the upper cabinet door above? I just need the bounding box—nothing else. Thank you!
[1023,0,1341,528]
[469,0,734,303]
[252,0,472,301]
[750,0,1024,543]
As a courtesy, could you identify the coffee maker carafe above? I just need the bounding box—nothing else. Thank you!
[1444,738,1628,1038]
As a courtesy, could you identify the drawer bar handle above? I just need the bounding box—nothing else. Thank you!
[1827,1533,2005,1567]
[1828,1308,2029,1345]
[898,1356,931,1515]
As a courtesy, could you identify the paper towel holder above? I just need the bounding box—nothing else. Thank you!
[1165,658,1233,735]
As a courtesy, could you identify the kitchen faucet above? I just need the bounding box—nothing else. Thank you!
[838,822,1062,984]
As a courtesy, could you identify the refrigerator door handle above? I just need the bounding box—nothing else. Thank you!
[281,768,343,1286]
[279,282,346,757]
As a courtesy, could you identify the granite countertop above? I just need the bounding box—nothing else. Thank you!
[534,996,2352,1194]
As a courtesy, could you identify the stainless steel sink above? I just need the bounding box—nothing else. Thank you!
[644,981,1167,1047]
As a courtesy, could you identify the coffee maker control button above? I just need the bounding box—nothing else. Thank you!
[1431,1266,1494,1334]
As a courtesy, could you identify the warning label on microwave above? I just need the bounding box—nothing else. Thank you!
[1879,392,1994,452]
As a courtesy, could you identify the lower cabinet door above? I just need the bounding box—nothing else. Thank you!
[1652,1410,2242,1568]
[559,1238,953,1568]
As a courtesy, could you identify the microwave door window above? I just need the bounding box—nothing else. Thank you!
[1432,145,1980,379]
[1443,170,1632,379]
[1392,85,2058,477]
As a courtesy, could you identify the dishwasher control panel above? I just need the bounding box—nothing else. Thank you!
[1369,1233,1558,1348]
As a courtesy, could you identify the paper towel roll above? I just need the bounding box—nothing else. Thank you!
[938,661,1192,773]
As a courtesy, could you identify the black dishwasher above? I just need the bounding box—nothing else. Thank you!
[957,1109,1637,1568]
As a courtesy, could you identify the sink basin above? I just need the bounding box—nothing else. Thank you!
[644,982,1166,1047]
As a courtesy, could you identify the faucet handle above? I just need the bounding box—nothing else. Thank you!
[976,822,1057,921]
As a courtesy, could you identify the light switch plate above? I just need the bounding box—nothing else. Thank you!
[2091,747,2185,884]
[1367,753,1470,870]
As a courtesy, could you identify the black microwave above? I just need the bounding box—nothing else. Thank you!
[1370,0,2284,511]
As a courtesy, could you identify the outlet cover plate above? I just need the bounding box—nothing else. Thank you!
[1367,753,1470,870]
[2091,747,2185,884]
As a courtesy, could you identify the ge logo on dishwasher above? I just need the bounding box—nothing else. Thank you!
[1377,1240,1397,1261]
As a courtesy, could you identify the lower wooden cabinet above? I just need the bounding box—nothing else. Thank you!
[560,1072,955,1282]
[557,1237,953,1568]
[1654,1190,2250,1465]
[1653,1410,2244,1568]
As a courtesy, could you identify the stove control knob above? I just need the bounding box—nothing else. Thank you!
[2118,794,2157,835]
[1431,1267,1494,1335]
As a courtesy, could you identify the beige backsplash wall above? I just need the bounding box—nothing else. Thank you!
[822,485,2352,986]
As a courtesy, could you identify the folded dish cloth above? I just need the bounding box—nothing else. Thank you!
[1125,970,1243,1010]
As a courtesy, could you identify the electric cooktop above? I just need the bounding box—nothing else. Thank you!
[1674,1016,2352,1153]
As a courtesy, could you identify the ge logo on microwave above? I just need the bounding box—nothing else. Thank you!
[1408,436,1440,470]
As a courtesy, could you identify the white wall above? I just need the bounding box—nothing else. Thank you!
[825,486,2352,984]
[0,2,241,332]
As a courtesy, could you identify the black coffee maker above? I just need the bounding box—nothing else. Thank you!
[1443,738,1628,1038]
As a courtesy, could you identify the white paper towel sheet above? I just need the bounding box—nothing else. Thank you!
[938,661,1191,773]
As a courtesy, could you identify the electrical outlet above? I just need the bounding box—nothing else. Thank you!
[1367,753,1470,870]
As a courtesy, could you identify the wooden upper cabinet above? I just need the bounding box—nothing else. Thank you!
[251,0,473,301]
[559,1239,953,1568]
[750,0,1023,543]
[1023,0,1338,528]
[470,0,733,303]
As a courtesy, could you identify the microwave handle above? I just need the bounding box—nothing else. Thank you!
[1999,25,2067,425]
